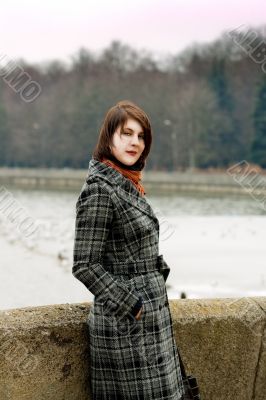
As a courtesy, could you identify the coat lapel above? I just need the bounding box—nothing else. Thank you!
[116,183,158,223]
[87,158,159,226]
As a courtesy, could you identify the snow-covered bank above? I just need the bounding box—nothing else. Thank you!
[1,213,265,310]
[0,235,90,310]
[161,216,266,299]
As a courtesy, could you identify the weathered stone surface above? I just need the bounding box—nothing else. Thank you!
[0,302,92,400]
[0,297,265,400]
[170,297,266,400]
[252,297,266,400]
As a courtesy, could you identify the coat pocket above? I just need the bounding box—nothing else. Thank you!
[94,277,141,320]
[144,271,167,311]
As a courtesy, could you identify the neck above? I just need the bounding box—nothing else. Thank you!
[100,156,146,196]
[107,153,141,171]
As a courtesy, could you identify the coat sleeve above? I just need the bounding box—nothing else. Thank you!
[72,180,141,319]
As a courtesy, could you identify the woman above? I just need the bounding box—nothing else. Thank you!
[72,100,185,399]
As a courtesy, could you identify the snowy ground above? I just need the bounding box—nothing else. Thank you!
[1,206,265,311]
[160,215,266,300]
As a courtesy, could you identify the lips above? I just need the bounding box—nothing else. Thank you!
[126,151,137,155]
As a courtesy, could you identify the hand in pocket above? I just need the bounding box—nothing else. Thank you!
[135,304,144,320]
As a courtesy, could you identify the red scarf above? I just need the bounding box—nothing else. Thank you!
[101,157,146,196]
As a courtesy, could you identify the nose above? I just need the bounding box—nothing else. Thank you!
[130,134,140,146]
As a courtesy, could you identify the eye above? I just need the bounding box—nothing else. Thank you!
[123,131,144,139]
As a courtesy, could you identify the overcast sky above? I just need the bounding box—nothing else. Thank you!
[1,0,265,65]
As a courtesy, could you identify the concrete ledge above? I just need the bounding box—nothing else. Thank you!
[0,297,265,400]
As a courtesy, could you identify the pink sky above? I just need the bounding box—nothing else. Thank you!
[1,0,265,65]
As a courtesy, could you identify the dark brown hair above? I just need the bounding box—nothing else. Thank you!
[92,100,153,170]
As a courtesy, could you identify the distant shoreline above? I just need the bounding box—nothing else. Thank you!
[1,166,266,196]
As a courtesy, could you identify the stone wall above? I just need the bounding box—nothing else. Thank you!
[0,297,265,399]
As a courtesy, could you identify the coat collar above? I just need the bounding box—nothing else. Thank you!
[87,158,159,225]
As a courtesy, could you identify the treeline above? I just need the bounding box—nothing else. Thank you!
[0,26,266,171]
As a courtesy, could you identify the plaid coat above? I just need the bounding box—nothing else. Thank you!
[73,158,185,400]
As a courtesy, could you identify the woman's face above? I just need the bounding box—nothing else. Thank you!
[110,118,145,166]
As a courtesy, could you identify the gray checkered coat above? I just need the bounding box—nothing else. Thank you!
[73,158,185,400]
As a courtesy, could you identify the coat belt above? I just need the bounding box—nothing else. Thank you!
[107,254,169,278]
